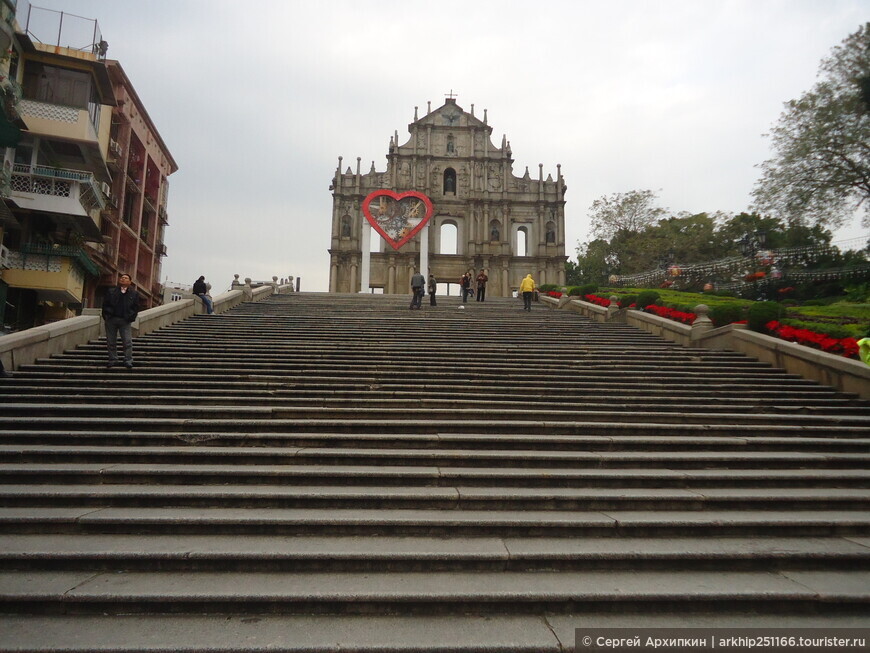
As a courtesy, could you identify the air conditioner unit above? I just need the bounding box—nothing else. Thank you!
[0,244,10,269]
[100,182,111,198]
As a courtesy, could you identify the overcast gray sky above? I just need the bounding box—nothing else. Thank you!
[19,0,870,292]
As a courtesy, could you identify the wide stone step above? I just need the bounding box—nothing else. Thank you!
[1,507,868,536]
[3,463,869,488]
[3,405,868,427]
[2,612,868,653]
[3,444,869,469]
[1,569,867,615]
[3,392,864,414]
[2,534,867,572]
[2,484,868,511]
[0,380,851,401]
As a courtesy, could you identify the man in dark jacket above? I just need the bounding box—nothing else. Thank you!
[193,275,214,314]
[101,273,140,369]
[409,270,425,309]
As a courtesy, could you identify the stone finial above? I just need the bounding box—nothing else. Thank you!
[607,295,620,320]
[691,304,713,342]
[242,277,253,301]
[231,274,240,288]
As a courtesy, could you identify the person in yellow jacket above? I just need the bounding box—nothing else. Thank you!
[519,274,536,311]
[858,337,870,366]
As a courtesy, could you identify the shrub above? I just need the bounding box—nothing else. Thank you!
[538,284,560,292]
[578,283,598,296]
[620,294,638,308]
[566,286,583,296]
[709,302,746,327]
[748,301,785,332]
[636,290,660,309]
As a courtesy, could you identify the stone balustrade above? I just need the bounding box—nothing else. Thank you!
[0,278,294,371]
[542,294,870,400]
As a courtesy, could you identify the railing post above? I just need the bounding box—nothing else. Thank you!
[242,277,253,302]
[691,304,713,343]
[606,295,620,320]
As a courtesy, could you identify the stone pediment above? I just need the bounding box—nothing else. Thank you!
[412,99,489,131]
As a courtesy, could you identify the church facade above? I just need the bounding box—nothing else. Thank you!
[328,98,566,296]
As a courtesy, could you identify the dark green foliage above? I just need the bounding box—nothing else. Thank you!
[538,284,560,292]
[620,294,638,307]
[748,301,786,332]
[709,302,747,327]
[636,291,660,308]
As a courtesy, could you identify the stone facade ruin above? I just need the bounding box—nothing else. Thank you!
[328,98,566,296]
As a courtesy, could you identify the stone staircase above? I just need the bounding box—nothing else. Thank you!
[0,292,868,651]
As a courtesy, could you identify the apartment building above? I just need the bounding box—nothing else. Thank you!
[0,3,176,330]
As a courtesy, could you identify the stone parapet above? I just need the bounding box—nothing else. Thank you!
[551,298,870,401]
[0,284,281,371]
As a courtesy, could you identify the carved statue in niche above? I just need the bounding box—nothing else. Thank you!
[489,221,501,241]
[399,162,410,185]
[445,174,455,194]
[474,163,483,190]
[341,215,352,237]
[546,228,556,243]
[446,135,455,154]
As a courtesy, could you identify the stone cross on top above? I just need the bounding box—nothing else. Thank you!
[445,89,458,100]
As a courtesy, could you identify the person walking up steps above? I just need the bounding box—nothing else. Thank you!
[409,270,425,309]
[428,273,437,306]
[519,273,536,311]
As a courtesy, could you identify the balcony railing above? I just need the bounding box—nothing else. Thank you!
[11,163,106,211]
[20,242,100,276]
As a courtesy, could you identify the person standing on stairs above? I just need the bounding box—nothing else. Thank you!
[428,273,437,306]
[519,273,536,311]
[460,272,471,303]
[101,273,140,369]
[193,276,214,314]
[409,269,425,309]
[476,269,488,302]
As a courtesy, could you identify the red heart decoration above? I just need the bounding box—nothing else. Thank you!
[362,190,434,250]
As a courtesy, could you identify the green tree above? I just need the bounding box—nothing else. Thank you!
[752,23,870,229]
[573,238,616,283]
[588,189,668,241]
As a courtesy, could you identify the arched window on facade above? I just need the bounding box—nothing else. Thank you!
[439,222,458,255]
[516,226,528,256]
[489,220,501,242]
[443,168,456,195]
[545,221,556,243]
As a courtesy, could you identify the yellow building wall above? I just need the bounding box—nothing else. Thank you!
[2,258,85,302]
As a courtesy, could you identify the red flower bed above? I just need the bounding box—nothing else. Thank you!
[765,320,859,358]
[644,304,696,325]
[546,290,563,298]
[584,294,614,308]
